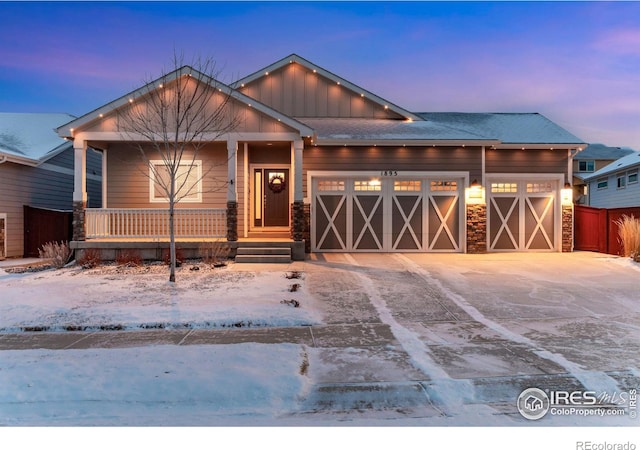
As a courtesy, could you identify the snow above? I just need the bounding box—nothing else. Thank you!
[0,263,320,332]
[0,112,74,160]
[1,254,639,445]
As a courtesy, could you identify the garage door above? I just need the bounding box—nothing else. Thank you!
[312,176,464,252]
[487,178,560,251]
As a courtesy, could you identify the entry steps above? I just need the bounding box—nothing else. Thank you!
[235,246,292,264]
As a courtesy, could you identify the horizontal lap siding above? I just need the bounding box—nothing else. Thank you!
[589,172,640,208]
[486,149,568,174]
[106,143,228,209]
[302,146,482,197]
[0,151,96,256]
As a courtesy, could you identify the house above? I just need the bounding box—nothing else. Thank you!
[583,151,640,208]
[56,54,585,261]
[0,113,102,259]
[571,143,635,205]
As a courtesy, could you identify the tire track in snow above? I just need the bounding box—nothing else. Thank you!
[394,254,622,395]
[343,254,490,418]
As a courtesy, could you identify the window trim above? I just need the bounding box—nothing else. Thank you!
[617,172,627,190]
[596,178,608,190]
[149,160,203,203]
[627,169,638,185]
[579,160,595,172]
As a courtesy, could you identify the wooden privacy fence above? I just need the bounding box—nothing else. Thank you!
[23,206,73,257]
[574,205,640,255]
[85,208,227,239]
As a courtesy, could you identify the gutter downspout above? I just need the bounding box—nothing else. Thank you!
[0,155,7,164]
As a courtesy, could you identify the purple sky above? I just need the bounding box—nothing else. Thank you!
[1,1,639,148]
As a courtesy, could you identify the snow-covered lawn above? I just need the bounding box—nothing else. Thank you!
[0,262,320,332]
[1,254,639,445]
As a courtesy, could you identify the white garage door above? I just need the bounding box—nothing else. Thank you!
[487,178,561,251]
[312,176,464,252]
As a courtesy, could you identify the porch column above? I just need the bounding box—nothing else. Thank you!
[291,139,305,242]
[226,140,238,241]
[72,140,87,241]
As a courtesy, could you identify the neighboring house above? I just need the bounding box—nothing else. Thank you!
[0,113,102,259]
[584,151,640,208]
[572,143,635,205]
[56,54,585,259]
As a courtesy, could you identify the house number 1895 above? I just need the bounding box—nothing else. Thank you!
[381,170,398,176]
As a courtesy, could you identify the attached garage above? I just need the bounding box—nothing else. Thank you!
[486,175,563,251]
[310,172,467,252]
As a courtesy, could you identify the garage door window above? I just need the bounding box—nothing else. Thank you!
[491,182,517,193]
[394,180,421,191]
[431,180,457,191]
[318,180,345,191]
[354,180,381,191]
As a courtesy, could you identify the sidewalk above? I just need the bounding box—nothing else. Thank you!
[0,322,393,351]
[0,257,46,269]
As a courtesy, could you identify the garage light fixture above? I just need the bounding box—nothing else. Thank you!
[465,179,485,205]
[561,183,573,206]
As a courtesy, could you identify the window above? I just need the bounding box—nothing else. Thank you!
[318,180,345,191]
[394,180,421,191]
[527,182,553,193]
[354,180,381,191]
[491,182,517,193]
[617,173,626,189]
[628,170,638,184]
[597,178,608,190]
[150,160,202,202]
[430,180,457,191]
[579,160,595,172]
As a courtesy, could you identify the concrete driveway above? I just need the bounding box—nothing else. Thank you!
[296,251,640,424]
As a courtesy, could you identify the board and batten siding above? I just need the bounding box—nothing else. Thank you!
[239,62,401,119]
[485,148,568,175]
[589,167,640,208]
[81,86,297,136]
[302,146,482,198]
[105,143,229,209]
[0,148,102,257]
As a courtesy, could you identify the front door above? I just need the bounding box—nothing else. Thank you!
[253,168,290,228]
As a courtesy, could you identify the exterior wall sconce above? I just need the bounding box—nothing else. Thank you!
[561,182,573,206]
[465,179,485,205]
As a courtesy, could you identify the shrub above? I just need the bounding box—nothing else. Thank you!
[162,247,184,266]
[38,241,72,269]
[115,249,142,266]
[77,247,102,268]
[615,215,640,261]
[199,241,230,265]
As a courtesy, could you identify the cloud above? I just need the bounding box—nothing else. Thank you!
[593,28,640,56]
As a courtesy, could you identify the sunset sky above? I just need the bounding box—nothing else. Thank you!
[1,1,639,148]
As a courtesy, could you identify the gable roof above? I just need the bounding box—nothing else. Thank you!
[584,151,640,181]
[56,66,314,139]
[232,54,422,122]
[575,143,635,160]
[0,112,74,166]
[417,113,585,147]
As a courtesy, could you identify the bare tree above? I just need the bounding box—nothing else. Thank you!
[118,54,239,282]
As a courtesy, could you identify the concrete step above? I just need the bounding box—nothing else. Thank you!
[236,247,291,256]
[235,254,292,264]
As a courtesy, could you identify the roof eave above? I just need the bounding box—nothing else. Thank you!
[0,151,39,166]
[57,66,315,139]
[233,54,422,122]
[313,138,501,147]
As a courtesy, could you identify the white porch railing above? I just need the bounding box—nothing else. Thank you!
[85,208,227,239]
